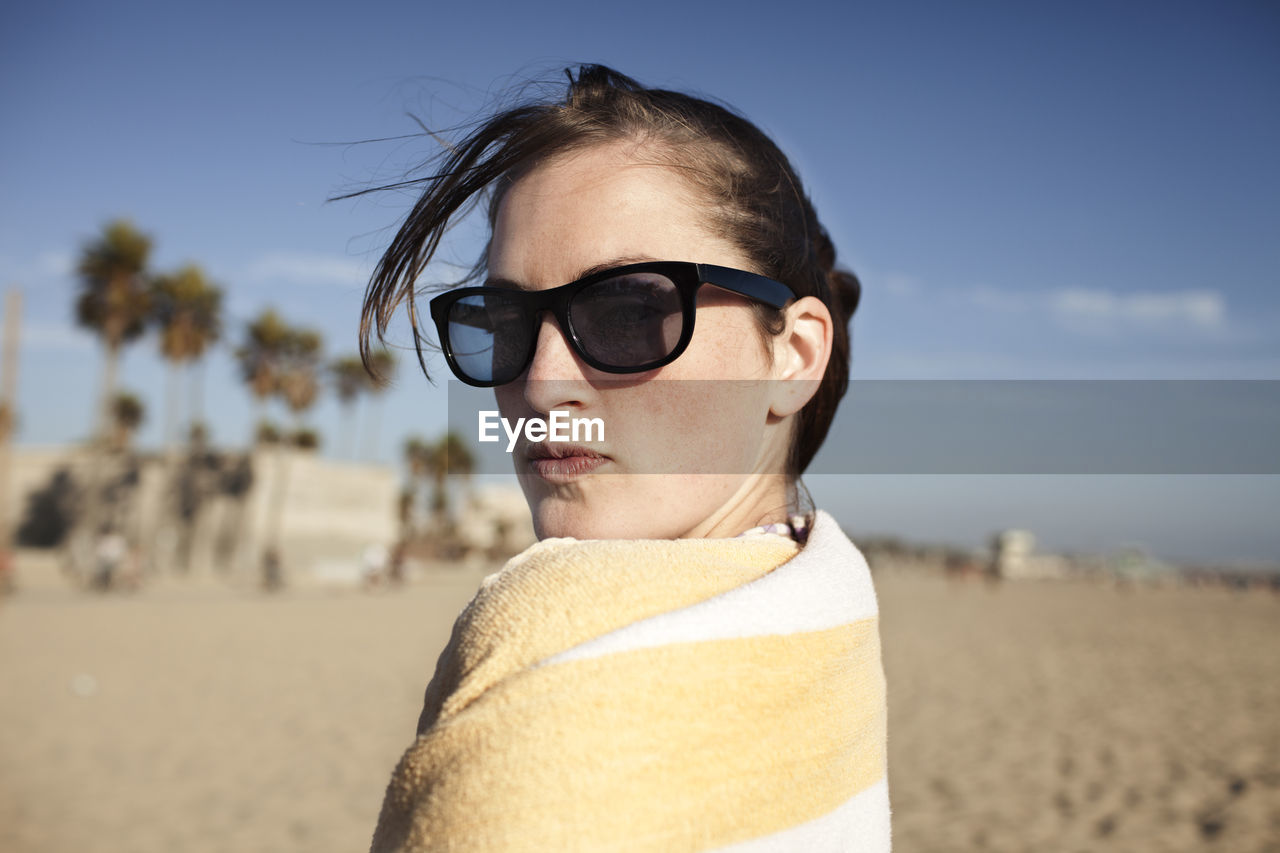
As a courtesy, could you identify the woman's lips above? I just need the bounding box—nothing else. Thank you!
[525,443,609,484]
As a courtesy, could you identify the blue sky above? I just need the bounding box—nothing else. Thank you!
[2,0,1278,562]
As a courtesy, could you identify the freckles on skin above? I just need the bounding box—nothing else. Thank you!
[687,303,775,372]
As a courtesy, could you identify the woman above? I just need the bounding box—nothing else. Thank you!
[361,65,890,852]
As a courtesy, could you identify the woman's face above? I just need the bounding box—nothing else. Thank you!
[487,142,803,540]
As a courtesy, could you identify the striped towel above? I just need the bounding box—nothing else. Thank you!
[370,509,890,852]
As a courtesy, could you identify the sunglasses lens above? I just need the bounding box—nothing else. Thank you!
[570,272,684,368]
[446,293,530,384]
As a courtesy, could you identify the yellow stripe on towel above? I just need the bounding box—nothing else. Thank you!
[372,514,890,852]
[380,619,886,852]
[417,537,801,732]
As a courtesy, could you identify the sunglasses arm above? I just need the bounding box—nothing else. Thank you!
[697,264,795,308]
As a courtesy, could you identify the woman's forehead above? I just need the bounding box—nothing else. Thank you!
[487,144,741,288]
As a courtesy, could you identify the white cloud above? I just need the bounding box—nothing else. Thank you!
[244,251,370,288]
[967,284,1031,313]
[37,250,73,278]
[1049,288,1227,334]
[0,250,75,288]
[893,274,1229,336]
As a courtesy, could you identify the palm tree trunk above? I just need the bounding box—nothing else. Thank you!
[238,398,265,578]
[98,344,120,441]
[164,362,180,455]
[264,442,290,550]
[68,343,121,580]
[260,418,297,587]
[248,398,263,450]
[188,359,205,434]
[145,361,182,578]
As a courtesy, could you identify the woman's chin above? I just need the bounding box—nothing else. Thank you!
[531,505,600,540]
[521,474,609,539]
[521,475,748,541]
[530,499,647,541]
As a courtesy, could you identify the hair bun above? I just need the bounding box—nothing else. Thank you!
[811,225,860,319]
[829,268,861,320]
[565,65,640,108]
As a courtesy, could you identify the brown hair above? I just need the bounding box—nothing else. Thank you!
[354,65,861,475]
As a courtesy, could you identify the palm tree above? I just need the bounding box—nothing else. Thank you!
[255,420,282,445]
[109,391,146,451]
[149,264,223,575]
[71,220,153,578]
[75,220,153,443]
[401,435,431,540]
[150,264,222,450]
[261,325,324,576]
[404,436,431,473]
[235,309,291,444]
[421,431,476,538]
[96,390,148,553]
[290,427,320,451]
[398,431,474,556]
[228,310,291,578]
[437,429,475,498]
[329,355,367,458]
[277,327,323,427]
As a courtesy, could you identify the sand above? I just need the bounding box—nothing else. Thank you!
[880,572,1279,852]
[1,553,1277,852]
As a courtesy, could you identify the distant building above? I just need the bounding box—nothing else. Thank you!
[8,444,400,584]
[1107,545,1178,585]
[8,445,541,588]
[989,529,1072,580]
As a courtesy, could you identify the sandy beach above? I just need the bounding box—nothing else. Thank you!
[1,554,1277,852]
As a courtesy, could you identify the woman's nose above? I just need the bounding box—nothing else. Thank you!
[519,313,592,414]
[523,312,588,383]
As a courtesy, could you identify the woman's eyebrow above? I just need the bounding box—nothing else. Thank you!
[483,255,657,290]
[572,255,656,280]
[481,274,527,290]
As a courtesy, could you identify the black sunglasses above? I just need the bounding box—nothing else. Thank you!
[428,261,797,387]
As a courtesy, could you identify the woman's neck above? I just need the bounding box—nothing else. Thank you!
[680,475,796,539]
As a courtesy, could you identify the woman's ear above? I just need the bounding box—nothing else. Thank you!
[768,296,833,418]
